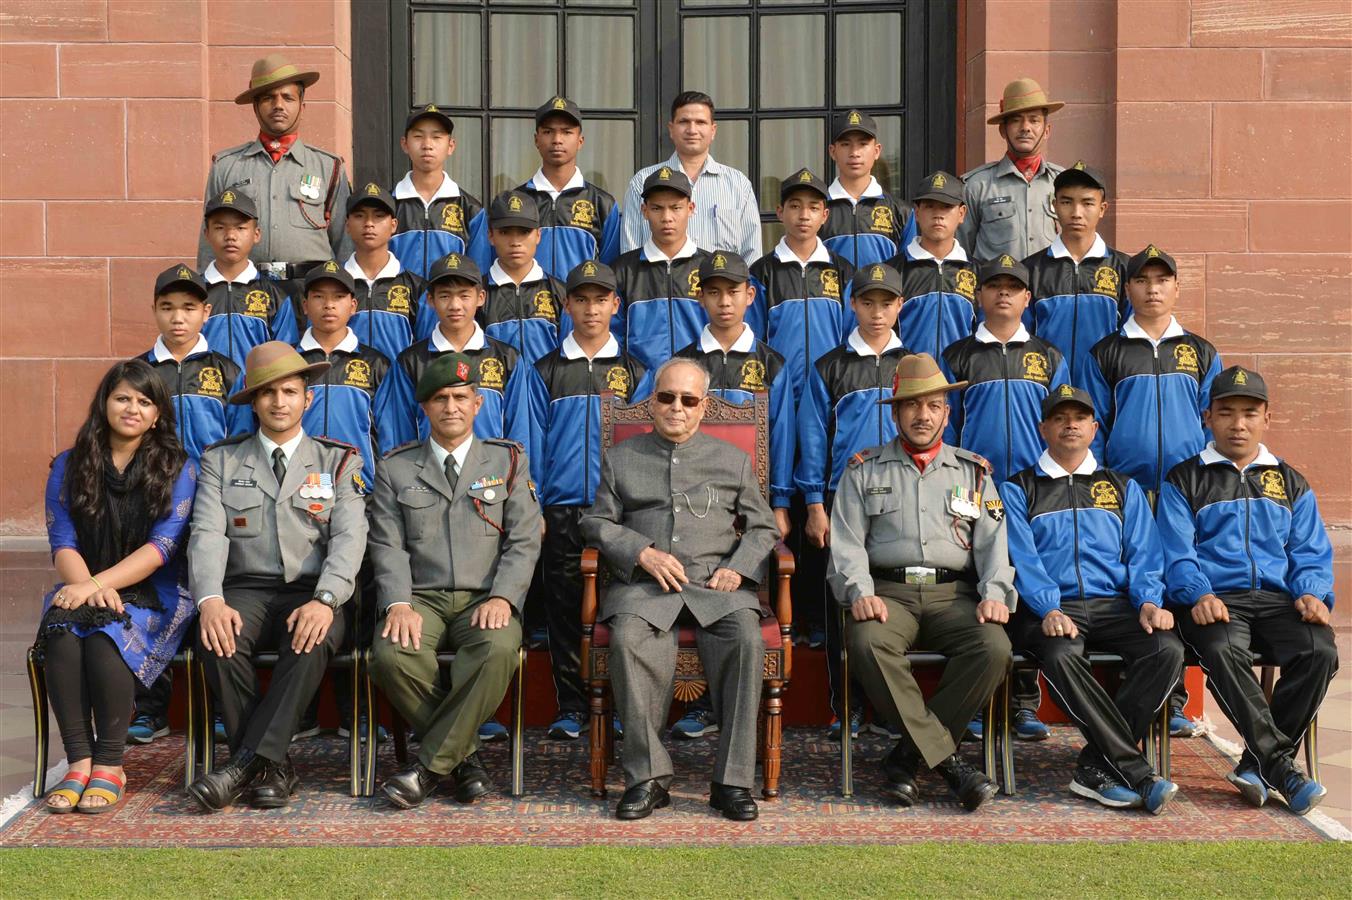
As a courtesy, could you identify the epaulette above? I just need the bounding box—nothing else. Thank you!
[847,447,880,468]
[383,440,423,460]
[303,143,344,163]
[952,446,994,474]
[484,438,524,451]
[960,160,998,179]
[210,141,256,163]
[314,436,359,452]
[202,433,251,452]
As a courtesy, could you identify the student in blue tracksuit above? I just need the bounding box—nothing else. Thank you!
[388,104,486,280]
[612,167,710,371]
[522,261,652,742]
[199,189,298,369]
[797,263,911,739]
[1022,162,1128,386]
[889,171,978,363]
[821,109,914,271]
[749,167,855,400]
[471,97,620,282]
[481,189,568,366]
[1157,366,1336,817]
[1004,385,1182,814]
[341,182,427,364]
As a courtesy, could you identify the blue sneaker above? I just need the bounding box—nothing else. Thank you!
[1225,763,1268,807]
[828,709,864,741]
[670,708,719,739]
[1013,709,1050,741]
[807,627,826,649]
[213,715,227,743]
[337,716,389,744]
[1279,769,1326,816]
[612,715,624,740]
[127,714,168,745]
[1071,766,1142,809]
[548,711,587,740]
[1140,776,1179,815]
[866,719,903,740]
[478,719,509,743]
[1169,709,1198,737]
[965,713,984,741]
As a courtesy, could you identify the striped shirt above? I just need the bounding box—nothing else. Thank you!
[620,152,761,263]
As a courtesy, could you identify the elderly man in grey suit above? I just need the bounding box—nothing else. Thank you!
[187,341,368,812]
[368,352,542,809]
[581,357,778,821]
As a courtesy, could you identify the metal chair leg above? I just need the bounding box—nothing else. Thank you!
[1000,675,1016,795]
[198,656,216,773]
[982,687,998,786]
[363,650,378,796]
[511,646,526,798]
[183,648,197,792]
[1158,702,1172,780]
[349,652,362,798]
[27,647,48,799]
[1305,713,1320,783]
[1144,700,1159,775]
[839,608,852,799]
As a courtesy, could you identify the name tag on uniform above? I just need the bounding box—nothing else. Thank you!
[867,487,892,495]
[230,479,257,488]
[947,486,981,519]
[989,196,1012,205]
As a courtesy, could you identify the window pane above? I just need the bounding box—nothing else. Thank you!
[491,14,557,107]
[412,12,480,107]
[871,115,903,200]
[578,118,635,197]
[759,118,824,213]
[566,0,633,5]
[683,16,749,110]
[712,118,749,177]
[684,0,748,6]
[567,16,634,109]
[489,118,538,198]
[836,13,903,106]
[759,16,824,108]
[761,221,785,257]
[761,0,822,4]
[448,117,483,202]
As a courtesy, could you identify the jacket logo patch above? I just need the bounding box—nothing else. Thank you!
[739,358,766,391]
[606,366,631,400]
[533,288,557,321]
[984,498,1004,521]
[440,202,464,232]
[387,284,412,314]
[244,289,271,318]
[870,205,893,233]
[820,268,841,299]
[1092,266,1119,296]
[955,268,977,301]
[1090,480,1120,510]
[344,359,372,389]
[1173,343,1199,374]
[571,199,595,229]
[197,366,225,398]
[1260,470,1287,501]
[1022,351,1049,383]
[687,269,701,297]
[479,357,505,389]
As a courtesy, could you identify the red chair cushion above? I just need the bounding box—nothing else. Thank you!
[592,616,783,651]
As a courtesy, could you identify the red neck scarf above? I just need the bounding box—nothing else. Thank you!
[902,438,943,473]
[259,131,298,164]
[1007,151,1041,183]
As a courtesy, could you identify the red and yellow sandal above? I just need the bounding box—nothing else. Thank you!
[77,769,124,815]
[45,771,90,814]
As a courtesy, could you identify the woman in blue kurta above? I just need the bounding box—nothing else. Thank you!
[39,359,197,813]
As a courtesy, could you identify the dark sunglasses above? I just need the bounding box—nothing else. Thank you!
[654,391,704,408]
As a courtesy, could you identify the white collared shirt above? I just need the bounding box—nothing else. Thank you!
[974,322,1031,345]
[530,166,586,200]
[258,429,305,466]
[429,433,473,477]
[1049,233,1108,263]
[1199,442,1280,472]
[905,236,968,264]
[1122,314,1186,348]
[151,333,209,362]
[622,152,761,261]
[299,327,359,354]
[772,236,832,269]
[642,236,700,265]
[699,323,756,354]
[846,326,902,357]
[344,252,402,286]
[393,171,461,207]
[489,259,546,287]
[1037,449,1098,479]
[828,176,884,206]
[203,260,259,285]
[562,332,620,361]
[431,321,487,353]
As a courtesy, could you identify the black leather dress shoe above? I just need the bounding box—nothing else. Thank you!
[251,756,300,809]
[188,749,266,812]
[451,753,494,803]
[709,782,759,821]
[881,741,921,807]
[382,762,441,809]
[935,754,998,812]
[615,779,670,820]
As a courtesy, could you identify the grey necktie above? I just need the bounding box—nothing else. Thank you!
[272,447,287,488]
[444,455,458,492]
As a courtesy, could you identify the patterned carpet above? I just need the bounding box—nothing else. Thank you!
[0,728,1332,847]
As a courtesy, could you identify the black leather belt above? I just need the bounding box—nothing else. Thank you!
[871,566,974,585]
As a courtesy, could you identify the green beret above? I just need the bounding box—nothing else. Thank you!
[415,351,477,402]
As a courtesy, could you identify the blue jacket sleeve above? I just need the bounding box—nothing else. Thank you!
[225,367,253,436]
[466,209,492,274]
[520,364,549,483]
[1199,350,1222,444]
[45,453,78,556]
[271,296,299,345]
[1002,481,1061,617]
[793,365,830,506]
[372,369,402,455]
[1287,490,1335,607]
[598,206,621,266]
[1121,480,1165,609]
[1083,351,1113,451]
[413,288,439,343]
[1156,480,1212,605]
[746,275,768,341]
[631,368,654,403]
[147,460,198,564]
[502,365,534,450]
[767,370,796,509]
[384,360,419,447]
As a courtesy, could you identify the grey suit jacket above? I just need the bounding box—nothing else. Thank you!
[368,437,542,614]
[189,433,368,604]
[580,430,777,631]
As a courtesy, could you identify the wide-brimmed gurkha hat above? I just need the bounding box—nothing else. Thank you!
[235,54,321,105]
[880,353,967,405]
[229,341,329,405]
[988,77,1064,125]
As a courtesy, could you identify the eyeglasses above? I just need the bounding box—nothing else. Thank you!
[654,391,704,408]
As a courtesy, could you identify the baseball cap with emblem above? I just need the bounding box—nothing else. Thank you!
[204,188,258,221]
[303,260,356,295]
[851,263,904,299]
[1126,244,1178,280]
[489,190,541,230]
[229,340,330,405]
[536,95,583,128]
[1209,366,1268,404]
[405,103,455,134]
[427,252,483,289]
[154,263,209,300]
[879,353,967,404]
[912,170,964,206]
[346,182,398,217]
[698,251,750,285]
[565,260,617,295]
[1042,383,1095,419]
[234,54,321,106]
[642,166,693,200]
[415,351,478,402]
[1054,160,1109,194]
[780,167,829,203]
[987,77,1064,125]
[831,109,878,142]
[979,254,1030,288]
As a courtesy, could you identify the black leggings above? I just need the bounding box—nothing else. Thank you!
[45,630,136,767]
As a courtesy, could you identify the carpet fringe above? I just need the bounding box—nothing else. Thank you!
[0,758,66,830]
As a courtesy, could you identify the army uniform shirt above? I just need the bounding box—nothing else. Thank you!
[958,155,1064,262]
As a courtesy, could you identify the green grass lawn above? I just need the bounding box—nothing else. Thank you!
[1,842,1349,897]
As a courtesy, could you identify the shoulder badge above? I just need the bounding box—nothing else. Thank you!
[383,440,424,460]
[984,498,1004,521]
[313,436,359,452]
[953,447,994,474]
[203,433,251,452]
[484,438,525,451]
[848,447,879,468]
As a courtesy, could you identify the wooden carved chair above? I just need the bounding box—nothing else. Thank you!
[579,393,795,799]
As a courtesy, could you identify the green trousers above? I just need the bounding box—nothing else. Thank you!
[369,590,521,775]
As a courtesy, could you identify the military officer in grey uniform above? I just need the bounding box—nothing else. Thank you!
[186,341,368,811]
[829,353,1014,812]
[581,358,778,821]
[957,78,1065,261]
[369,352,542,808]
[198,54,352,284]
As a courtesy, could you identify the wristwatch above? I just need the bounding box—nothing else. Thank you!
[313,590,339,609]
